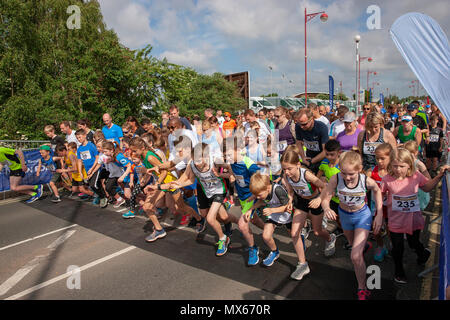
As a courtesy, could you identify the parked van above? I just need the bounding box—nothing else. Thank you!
[249,97,277,112]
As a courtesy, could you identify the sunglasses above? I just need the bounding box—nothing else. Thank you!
[364,108,371,111]
[123,131,129,134]
[298,118,312,127]
[274,115,281,118]
[168,126,176,130]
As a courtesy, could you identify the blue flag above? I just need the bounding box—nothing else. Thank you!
[369,89,372,102]
[329,76,334,110]
[380,93,384,106]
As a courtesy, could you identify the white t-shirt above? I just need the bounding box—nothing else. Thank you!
[329,119,345,138]
[168,129,199,162]
[217,116,225,128]
[316,116,331,132]
[66,130,81,147]
[97,154,123,178]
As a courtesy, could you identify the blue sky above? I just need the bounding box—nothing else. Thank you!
[98,0,449,99]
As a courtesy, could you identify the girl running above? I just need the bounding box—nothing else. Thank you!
[281,150,335,280]
[381,148,449,284]
[321,151,384,300]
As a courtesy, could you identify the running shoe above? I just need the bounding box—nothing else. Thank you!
[357,289,371,300]
[113,198,126,208]
[99,198,108,208]
[216,237,229,256]
[51,195,62,203]
[417,248,431,265]
[394,275,407,284]
[195,217,206,233]
[25,193,39,204]
[291,262,310,281]
[322,215,328,230]
[92,196,100,205]
[324,233,337,257]
[301,220,312,239]
[36,184,43,199]
[247,246,259,266]
[374,247,388,262]
[180,213,191,225]
[262,249,280,267]
[145,228,166,242]
[122,210,135,219]
[224,200,232,211]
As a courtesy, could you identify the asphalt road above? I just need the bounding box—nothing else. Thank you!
[0,188,442,300]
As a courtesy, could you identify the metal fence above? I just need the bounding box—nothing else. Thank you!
[0,140,50,151]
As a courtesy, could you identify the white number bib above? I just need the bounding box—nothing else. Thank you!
[304,140,320,152]
[429,134,439,143]
[278,140,288,152]
[392,194,420,212]
[80,151,92,160]
[363,142,381,155]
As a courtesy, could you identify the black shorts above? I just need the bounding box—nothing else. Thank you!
[71,179,86,187]
[425,147,441,159]
[293,194,323,215]
[9,169,25,177]
[266,218,292,230]
[196,183,226,210]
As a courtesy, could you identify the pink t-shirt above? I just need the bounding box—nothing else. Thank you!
[380,171,428,235]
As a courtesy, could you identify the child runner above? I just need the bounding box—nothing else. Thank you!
[64,142,91,199]
[75,129,98,198]
[86,139,109,207]
[36,145,61,203]
[0,147,43,203]
[244,172,291,267]
[321,151,384,300]
[219,137,264,266]
[157,143,238,255]
[425,114,444,175]
[281,150,336,280]
[381,148,449,283]
[366,143,393,262]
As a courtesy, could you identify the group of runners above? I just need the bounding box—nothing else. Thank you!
[0,100,448,300]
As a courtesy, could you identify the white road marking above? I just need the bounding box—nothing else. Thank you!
[0,224,78,252]
[4,245,136,300]
[0,230,77,296]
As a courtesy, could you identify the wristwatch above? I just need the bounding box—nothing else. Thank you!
[157,184,162,190]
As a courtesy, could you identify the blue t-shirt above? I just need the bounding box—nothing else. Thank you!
[77,142,98,172]
[40,156,57,172]
[115,152,131,183]
[231,157,261,201]
[102,124,123,146]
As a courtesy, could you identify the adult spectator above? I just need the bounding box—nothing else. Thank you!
[141,118,154,133]
[407,102,428,155]
[60,121,80,147]
[222,112,237,138]
[77,119,95,143]
[319,105,328,117]
[243,109,271,144]
[102,113,123,149]
[126,116,146,136]
[216,110,225,128]
[204,108,214,120]
[268,109,277,128]
[294,108,329,173]
[329,105,349,138]
[169,104,192,130]
[358,112,397,171]
[274,106,296,155]
[336,112,361,151]
[160,112,169,128]
[431,104,447,130]
[357,103,376,130]
[311,103,330,131]
[207,116,224,145]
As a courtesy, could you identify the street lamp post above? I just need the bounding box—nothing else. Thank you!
[268,65,273,97]
[359,56,372,103]
[355,35,360,112]
[305,8,327,106]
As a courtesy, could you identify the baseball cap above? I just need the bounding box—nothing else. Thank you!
[401,115,412,122]
[426,105,431,108]
[407,103,418,111]
[224,112,231,117]
[39,145,51,151]
[343,111,356,122]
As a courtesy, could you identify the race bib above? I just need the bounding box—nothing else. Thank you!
[338,191,366,207]
[235,175,246,188]
[304,140,320,152]
[363,142,381,155]
[293,186,312,197]
[80,151,92,160]
[392,194,420,212]
[278,140,288,152]
[429,134,439,143]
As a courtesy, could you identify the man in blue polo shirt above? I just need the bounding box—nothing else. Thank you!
[102,113,123,149]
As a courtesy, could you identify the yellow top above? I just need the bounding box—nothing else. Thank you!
[65,151,87,181]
